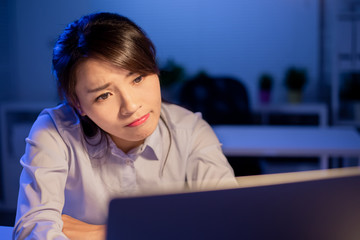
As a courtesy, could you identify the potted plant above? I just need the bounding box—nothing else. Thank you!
[284,67,307,103]
[159,59,186,103]
[258,73,273,104]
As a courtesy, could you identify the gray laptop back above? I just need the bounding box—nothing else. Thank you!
[107,175,360,240]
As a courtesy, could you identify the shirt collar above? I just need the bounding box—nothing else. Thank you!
[86,124,163,161]
[84,131,108,159]
[142,124,162,161]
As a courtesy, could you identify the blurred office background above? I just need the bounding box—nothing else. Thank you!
[1,0,360,225]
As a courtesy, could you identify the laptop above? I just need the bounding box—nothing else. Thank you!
[107,173,360,240]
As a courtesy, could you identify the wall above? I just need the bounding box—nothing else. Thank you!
[11,0,91,102]
[8,0,319,107]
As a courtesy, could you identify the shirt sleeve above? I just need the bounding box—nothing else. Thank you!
[185,114,238,190]
[13,113,70,240]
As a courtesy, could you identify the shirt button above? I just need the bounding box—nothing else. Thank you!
[125,159,132,165]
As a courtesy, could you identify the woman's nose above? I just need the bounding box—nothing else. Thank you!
[119,92,140,116]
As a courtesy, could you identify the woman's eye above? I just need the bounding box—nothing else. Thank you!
[95,92,111,101]
[133,75,144,84]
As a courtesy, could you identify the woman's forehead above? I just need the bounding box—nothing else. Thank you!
[76,58,131,79]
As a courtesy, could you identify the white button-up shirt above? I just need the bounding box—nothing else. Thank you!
[13,102,237,239]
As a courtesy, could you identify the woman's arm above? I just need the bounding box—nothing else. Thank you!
[13,114,69,239]
[62,215,106,240]
[186,117,238,190]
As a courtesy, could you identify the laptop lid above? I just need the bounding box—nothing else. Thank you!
[107,174,360,240]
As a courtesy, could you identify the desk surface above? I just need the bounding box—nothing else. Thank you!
[236,166,360,188]
[213,125,360,157]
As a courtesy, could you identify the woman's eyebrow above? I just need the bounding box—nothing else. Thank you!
[87,82,111,93]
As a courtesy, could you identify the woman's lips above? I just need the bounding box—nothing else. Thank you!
[127,113,150,127]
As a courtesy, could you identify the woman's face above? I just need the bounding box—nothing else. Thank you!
[75,58,162,153]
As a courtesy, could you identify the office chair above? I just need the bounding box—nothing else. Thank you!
[179,74,252,125]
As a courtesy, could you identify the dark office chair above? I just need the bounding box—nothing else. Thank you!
[179,74,252,125]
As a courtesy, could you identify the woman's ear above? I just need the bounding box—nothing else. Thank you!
[78,107,86,116]
[78,106,86,116]
[74,101,86,116]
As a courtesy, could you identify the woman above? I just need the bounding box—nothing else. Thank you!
[13,12,237,239]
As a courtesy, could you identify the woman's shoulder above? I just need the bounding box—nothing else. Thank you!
[29,103,81,139]
[161,102,206,130]
[160,103,221,151]
[38,103,79,128]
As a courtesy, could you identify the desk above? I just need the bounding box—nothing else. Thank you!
[213,125,360,169]
[235,166,360,188]
[0,226,13,239]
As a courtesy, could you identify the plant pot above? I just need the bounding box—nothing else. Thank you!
[287,90,302,103]
[259,90,271,104]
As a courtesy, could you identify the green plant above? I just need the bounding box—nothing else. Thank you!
[159,59,185,87]
[284,67,307,91]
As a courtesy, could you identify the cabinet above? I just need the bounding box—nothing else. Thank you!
[332,2,360,127]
